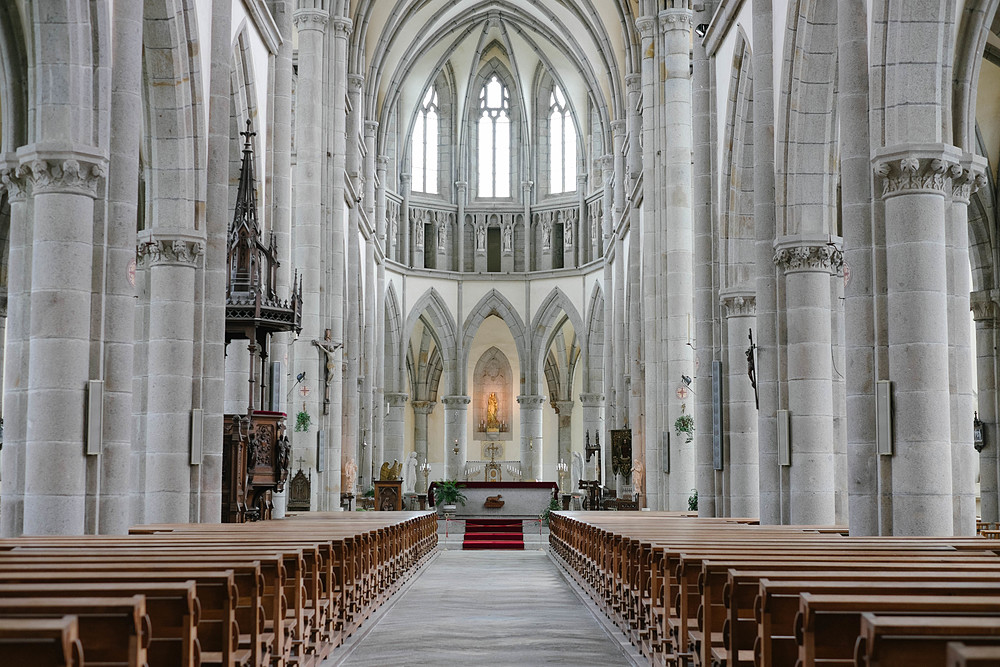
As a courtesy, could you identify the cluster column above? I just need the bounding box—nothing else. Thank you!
[411,401,436,481]
[552,400,575,472]
[383,392,409,474]
[972,291,999,522]
[580,393,605,482]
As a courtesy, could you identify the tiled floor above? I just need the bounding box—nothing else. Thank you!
[328,549,641,666]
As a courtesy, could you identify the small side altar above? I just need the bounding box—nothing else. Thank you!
[428,481,558,518]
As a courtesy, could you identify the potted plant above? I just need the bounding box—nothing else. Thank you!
[433,479,467,512]
[674,414,694,443]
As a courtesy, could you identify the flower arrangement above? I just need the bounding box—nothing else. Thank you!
[674,414,695,443]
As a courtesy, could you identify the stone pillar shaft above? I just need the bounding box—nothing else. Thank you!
[723,294,759,518]
[874,146,960,535]
[20,150,107,535]
[384,393,408,470]
[456,181,467,271]
[580,393,605,483]
[518,395,545,481]
[553,400,575,475]
[973,294,999,522]
[411,401,435,483]
[442,395,470,480]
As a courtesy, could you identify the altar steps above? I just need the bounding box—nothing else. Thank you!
[462,519,524,550]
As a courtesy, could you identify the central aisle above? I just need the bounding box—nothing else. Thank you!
[332,550,639,666]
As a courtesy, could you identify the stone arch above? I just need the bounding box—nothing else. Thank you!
[229,28,261,217]
[969,127,995,295]
[403,288,458,393]
[460,289,528,395]
[384,283,404,394]
[583,282,605,395]
[951,0,996,151]
[720,30,755,290]
[776,0,839,237]
[530,287,586,395]
[0,3,27,152]
[141,0,206,231]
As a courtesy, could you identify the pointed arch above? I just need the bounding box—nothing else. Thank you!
[384,283,404,393]
[776,0,839,237]
[461,289,528,394]
[403,287,458,393]
[583,282,605,395]
[721,29,755,290]
[530,287,586,394]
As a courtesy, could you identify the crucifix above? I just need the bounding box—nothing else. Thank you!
[296,456,307,471]
[312,328,342,415]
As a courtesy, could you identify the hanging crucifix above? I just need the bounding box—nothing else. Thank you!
[747,328,759,410]
[312,328,342,415]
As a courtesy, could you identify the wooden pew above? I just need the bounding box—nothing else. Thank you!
[0,581,198,667]
[946,642,1000,666]
[855,614,1000,667]
[796,594,1000,667]
[0,596,148,667]
[0,616,84,667]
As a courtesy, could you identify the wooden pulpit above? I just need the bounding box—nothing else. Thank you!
[374,480,403,511]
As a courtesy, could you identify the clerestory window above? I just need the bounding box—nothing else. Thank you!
[411,86,439,194]
[477,75,511,198]
[549,85,577,194]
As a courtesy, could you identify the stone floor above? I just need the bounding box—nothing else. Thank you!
[326,549,642,666]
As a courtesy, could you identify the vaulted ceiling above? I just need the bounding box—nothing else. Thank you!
[350,0,639,152]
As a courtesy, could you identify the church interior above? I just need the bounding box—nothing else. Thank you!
[4,0,1000,664]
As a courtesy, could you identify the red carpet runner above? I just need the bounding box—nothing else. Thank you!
[462,518,524,550]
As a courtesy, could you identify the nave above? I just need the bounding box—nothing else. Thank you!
[332,550,641,666]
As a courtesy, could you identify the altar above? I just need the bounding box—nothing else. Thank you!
[427,481,559,518]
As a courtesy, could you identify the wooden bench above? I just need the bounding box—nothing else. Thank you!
[0,616,84,667]
[796,593,1000,667]
[856,614,1000,667]
[0,596,148,667]
[946,642,1000,666]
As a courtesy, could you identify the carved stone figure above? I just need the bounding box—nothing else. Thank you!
[404,452,418,493]
[486,392,500,430]
[572,451,584,492]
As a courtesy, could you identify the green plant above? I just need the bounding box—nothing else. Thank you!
[688,489,698,512]
[674,414,695,443]
[540,496,561,525]
[294,410,311,432]
[433,480,467,507]
[363,487,375,498]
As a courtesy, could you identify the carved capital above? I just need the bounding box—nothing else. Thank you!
[659,8,693,32]
[410,400,436,415]
[376,155,389,171]
[951,154,989,204]
[331,16,352,37]
[971,290,999,323]
[626,74,642,93]
[552,400,575,415]
[611,119,627,136]
[579,392,605,407]
[364,120,378,137]
[773,242,843,274]
[440,395,471,408]
[16,148,107,198]
[347,73,364,92]
[385,392,409,408]
[872,145,963,199]
[292,8,329,29]
[517,394,547,408]
[136,233,206,269]
[1,160,27,202]
[636,16,657,38]
[721,292,756,318]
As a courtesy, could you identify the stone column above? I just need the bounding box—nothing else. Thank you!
[659,5,695,509]
[137,233,204,526]
[577,174,588,263]
[612,120,626,223]
[411,401,435,482]
[839,0,878,536]
[399,174,410,266]
[580,393,605,482]
[99,0,143,534]
[972,292,999,522]
[721,293,759,519]
[291,2,331,505]
[626,74,642,189]
[456,181,468,271]
[19,149,107,535]
[692,0,716,518]
[553,400,575,473]
[522,180,533,271]
[873,145,961,535]
[1,164,28,536]
[442,395,470,480]
[773,239,840,525]
[518,395,545,481]
[344,73,364,490]
[752,0,780,524]
[374,155,388,471]
[384,392,408,468]
[948,157,987,535]
[614,233,627,428]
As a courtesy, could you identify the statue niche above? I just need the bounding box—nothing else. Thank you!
[473,346,513,441]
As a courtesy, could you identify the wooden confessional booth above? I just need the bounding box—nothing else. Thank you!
[222,120,302,522]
